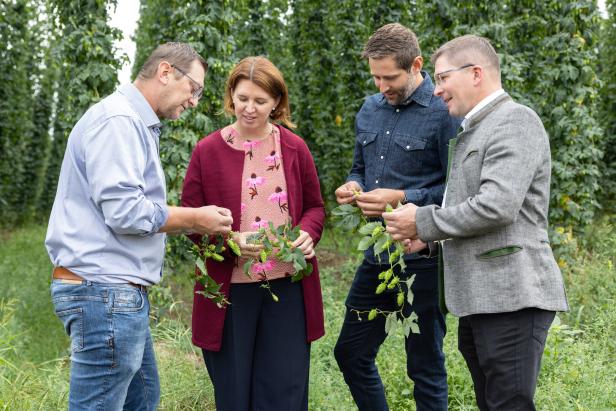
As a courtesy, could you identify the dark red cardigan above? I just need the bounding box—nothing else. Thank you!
[181,125,326,351]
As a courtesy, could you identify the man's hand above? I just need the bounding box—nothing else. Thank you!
[355,189,405,217]
[231,231,264,258]
[335,181,363,205]
[292,230,315,259]
[192,206,233,235]
[382,203,418,240]
[402,238,427,254]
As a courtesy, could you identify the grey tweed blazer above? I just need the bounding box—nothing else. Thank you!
[416,93,569,317]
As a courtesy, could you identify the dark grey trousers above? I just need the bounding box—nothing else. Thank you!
[458,308,555,411]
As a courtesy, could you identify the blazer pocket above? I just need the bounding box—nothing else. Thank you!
[477,245,523,260]
[463,150,478,161]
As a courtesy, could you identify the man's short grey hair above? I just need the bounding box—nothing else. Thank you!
[137,42,207,80]
[362,23,421,71]
[431,35,500,74]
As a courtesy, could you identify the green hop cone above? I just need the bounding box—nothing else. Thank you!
[372,226,384,237]
[260,250,268,263]
[384,268,393,281]
[385,204,394,212]
[210,253,224,262]
[227,239,241,256]
[389,250,400,264]
[387,276,400,289]
[368,308,377,321]
[271,293,279,302]
[397,292,404,307]
[376,283,387,294]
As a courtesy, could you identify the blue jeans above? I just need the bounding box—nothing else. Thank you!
[334,258,447,411]
[51,280,160,411]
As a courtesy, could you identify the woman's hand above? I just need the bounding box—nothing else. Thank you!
[292,230,315,259]
[232,231,264,259]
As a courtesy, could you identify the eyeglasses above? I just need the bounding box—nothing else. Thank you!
[171,65,204,99]
[434,64,475,86]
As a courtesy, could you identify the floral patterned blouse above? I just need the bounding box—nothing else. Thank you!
[221,125,296,283]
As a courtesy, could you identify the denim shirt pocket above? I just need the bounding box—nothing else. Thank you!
[358,131,377,147]
[358,131,378,159]
[392,133,427,169]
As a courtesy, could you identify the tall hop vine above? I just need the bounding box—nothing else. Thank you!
[332,203,419,336]
[190,221,313,306]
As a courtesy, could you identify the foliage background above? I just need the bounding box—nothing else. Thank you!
[1,0,613,257]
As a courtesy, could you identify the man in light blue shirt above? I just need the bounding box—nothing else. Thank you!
[46,42,233,411]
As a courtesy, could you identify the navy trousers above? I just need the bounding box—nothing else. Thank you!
[202,277,310,411]
[334,258,447,411]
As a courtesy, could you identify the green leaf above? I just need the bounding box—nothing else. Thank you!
[243,259,253,276]
[195,258,206,275]
[407,288,415,306]
[373,235,388,254]
[357,236,375,251]
[384,312,397,334]
[409,312,420,334]
[358,222,381,235]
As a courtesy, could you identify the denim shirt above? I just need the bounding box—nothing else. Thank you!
[347,72,460,263]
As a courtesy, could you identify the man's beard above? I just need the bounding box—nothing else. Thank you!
[385,72,418,105]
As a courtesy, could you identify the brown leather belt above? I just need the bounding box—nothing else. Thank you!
[52,267,149,292]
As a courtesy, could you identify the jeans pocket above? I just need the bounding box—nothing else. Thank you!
[111,288,145,312]
[56,307,84,352]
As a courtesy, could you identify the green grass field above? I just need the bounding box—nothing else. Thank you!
[1,224,615,410]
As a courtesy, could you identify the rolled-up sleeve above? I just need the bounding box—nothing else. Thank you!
[84,116,166,236]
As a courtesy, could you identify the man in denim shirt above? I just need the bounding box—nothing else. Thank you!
[334,24,460,410]
[46,43,233,410]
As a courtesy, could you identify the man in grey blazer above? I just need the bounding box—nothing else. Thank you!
[383,35,569,410]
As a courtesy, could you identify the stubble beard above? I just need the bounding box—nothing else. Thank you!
[389,75,418,106]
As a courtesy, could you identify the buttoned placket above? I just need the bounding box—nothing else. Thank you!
[374,105,402,186]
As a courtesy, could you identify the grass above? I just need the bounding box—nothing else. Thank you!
[1,223,615,410]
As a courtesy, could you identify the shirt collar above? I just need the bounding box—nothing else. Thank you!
[379,71,434,108]
[461,88,505,130]
[118,83,163,131]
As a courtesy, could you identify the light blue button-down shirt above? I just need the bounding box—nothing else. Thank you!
[45,84,169,285]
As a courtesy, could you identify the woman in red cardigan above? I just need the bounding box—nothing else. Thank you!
[181,56,325,410]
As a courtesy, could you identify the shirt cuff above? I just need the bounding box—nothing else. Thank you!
[403,189,422,205]
[346,177,366,191]
[150,202,169,234]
